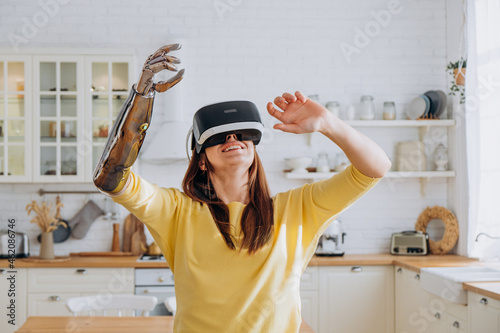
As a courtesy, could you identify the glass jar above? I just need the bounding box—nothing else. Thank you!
[334,152,349,172]
[433,143,448,171]
[359,95,375,120]
[325,101,340,117]
[316,153,330,173]
[383,101,396,120]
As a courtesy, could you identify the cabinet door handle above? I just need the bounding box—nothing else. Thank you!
[158,276,165,282]
[414,274,420,280]
[434,312,440,319]
[48,295,61,302]
[480,298,488,305]
[452,321,460,328]
[397,268,402,274]
[351,266,362,273]
[75,269,88,275]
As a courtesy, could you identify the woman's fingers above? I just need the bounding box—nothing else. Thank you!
[295,91,308,103]
[282,92,296,103]
[267,102,283,121]
[273,96,288,111]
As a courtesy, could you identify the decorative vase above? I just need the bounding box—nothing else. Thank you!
[40,232,55,259]
[454,68,466,86]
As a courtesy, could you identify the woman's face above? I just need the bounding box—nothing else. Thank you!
[203,134,255,173]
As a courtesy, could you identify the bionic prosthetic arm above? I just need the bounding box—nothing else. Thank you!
[93,44,184,193]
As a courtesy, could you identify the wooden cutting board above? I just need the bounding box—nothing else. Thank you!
[122,214,136,252]
[70,252,134,256]
[130,217,147,255]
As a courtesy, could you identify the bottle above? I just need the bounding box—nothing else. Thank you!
[325,101,340,118]
[316,153,330,173]
[346,104,356,120]
[359,95,375,120]
[383,101,396,120]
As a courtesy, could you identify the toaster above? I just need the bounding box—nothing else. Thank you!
[390,230,428,256]
[0,230,30,258]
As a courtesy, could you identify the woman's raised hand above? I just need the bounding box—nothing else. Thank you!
[267,91,332,135]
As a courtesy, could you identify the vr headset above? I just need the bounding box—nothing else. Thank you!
[189,101,264,154]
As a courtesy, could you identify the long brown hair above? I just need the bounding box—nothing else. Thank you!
[182,148,274,254]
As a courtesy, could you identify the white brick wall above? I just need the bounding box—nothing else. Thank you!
[0,0,452,255]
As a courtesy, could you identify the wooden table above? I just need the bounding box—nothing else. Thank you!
[15,316,314,332]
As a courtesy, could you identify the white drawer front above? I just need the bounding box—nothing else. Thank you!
[135,268,174,286]
[28,268,134,293]
[27,292,80,317]
[469,291,500,311]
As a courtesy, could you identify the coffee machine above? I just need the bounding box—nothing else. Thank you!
[316,219,346,256]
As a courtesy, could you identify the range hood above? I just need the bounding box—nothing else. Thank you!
[140,75,191,163]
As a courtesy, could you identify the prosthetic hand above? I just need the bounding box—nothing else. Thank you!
[93,44,184,193]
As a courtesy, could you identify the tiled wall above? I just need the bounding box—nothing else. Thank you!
[0,0,452,255]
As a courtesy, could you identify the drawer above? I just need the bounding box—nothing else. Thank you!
[135,268,174,286]
[27,292,80,317]
[447,313,467,332]
[469,291,500,310]
[300,266,318,290]
[428,293,467,320]
[28,268,134,293]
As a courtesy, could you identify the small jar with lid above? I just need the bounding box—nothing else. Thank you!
[325,101,340,117]
[383,101,396,120]
[359,95,375,120]
[316,153,330,173]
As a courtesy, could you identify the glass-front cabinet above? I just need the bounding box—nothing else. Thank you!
[33,56,84,182]
[0,56,31,182]
[2,52,135,183]
[86,56,132,177]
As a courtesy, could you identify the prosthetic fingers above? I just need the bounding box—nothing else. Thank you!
[93,44,184,193]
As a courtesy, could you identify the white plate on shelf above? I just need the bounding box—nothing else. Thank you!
[406,95,429,120]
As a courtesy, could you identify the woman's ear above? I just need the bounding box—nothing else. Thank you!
[199,154,206,171]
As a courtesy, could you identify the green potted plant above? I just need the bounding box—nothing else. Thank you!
[446,58,466,104]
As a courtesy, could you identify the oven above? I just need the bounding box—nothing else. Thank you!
[135,256,175,316]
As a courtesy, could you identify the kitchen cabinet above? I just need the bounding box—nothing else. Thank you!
[26,267,134,317]
[0,268,27,333]
[33,56,85,182]
[318,265,394,333]
[394,266,429,333]
[85,56,132,177]
[468,292,500,332]
[300,266,319,333]
[0,51,133,183]
[0,57,32,182]
[395,266,468,333]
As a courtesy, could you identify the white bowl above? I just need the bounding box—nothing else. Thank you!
[286,157,312,173]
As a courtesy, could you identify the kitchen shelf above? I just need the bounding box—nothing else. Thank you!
[345,119,455,127]
[285,170,456,180]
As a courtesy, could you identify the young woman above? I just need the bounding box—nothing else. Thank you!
[94,45,390,332]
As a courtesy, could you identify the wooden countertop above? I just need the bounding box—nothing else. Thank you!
[0,255,169,268]
[464,282,500,302]
[310,254,478,272]
[1,253,478,271]
[15,316,314,333]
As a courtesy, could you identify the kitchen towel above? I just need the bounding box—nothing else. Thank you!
[69,200,104,239]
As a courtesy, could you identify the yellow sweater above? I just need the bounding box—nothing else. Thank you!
[113,165,380,332]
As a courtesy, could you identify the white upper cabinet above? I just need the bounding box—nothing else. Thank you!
[33,55,85,182]
[85,56,133,181]
[0,56,32,182]
[0,51,134,183]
